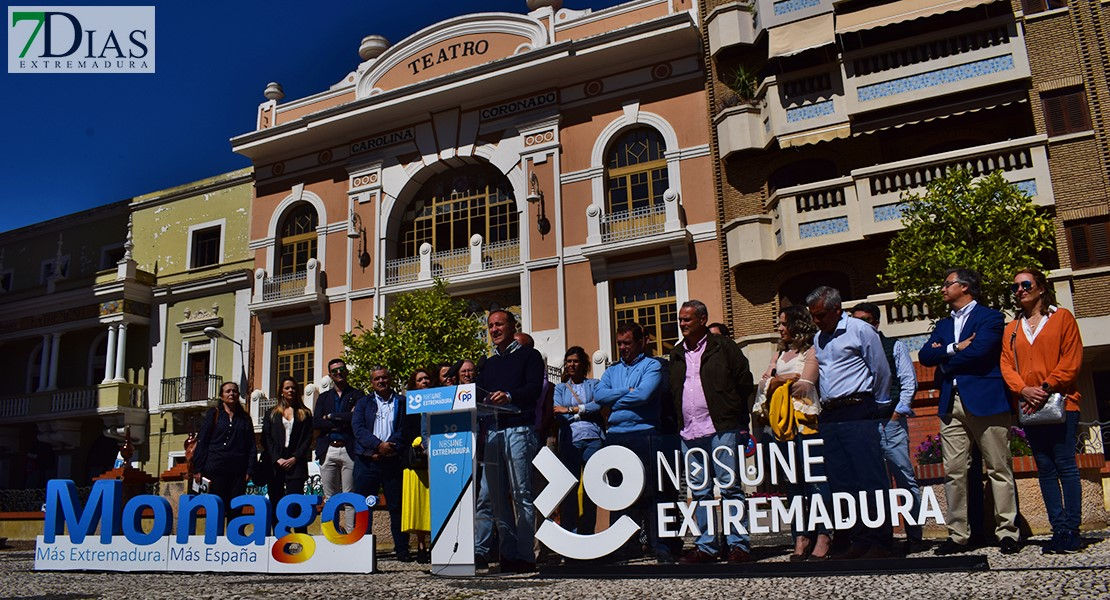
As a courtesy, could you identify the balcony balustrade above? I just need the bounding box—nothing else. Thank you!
[726,136,1053,265]
[160,375,222,408]
[383,236,521,287]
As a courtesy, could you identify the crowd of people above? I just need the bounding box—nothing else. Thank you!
[188,266,1086,570]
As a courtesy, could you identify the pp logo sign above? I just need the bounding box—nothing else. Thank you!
[533,445,643,560]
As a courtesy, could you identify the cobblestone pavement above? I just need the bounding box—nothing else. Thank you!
[4,532,1109,600]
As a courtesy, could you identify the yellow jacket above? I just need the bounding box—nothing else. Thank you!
[768,380,819,440]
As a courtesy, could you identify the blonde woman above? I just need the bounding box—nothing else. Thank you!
[753,305,830,561]
[262,376,313,530]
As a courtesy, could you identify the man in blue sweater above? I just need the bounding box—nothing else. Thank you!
[476,309,546,573]
[595,321,673,563]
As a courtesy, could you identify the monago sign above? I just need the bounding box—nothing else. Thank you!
[36,479,375,572]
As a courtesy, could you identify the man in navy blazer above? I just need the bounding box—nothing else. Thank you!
[313,358,363,532]
[352,366,412,561]
[919,268,1019,555]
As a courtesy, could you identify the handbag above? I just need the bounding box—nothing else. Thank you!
[253,449,273,485]
[1011,328,1067,426]
[405,442,428,470]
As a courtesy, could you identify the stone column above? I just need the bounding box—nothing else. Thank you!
[37,334,51,391]
[103,324,118,384]
[113,322,128,382]
[46,332,61,390]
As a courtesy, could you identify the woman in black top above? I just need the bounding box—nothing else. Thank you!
[262,376,313,531]
[192,381,256,519]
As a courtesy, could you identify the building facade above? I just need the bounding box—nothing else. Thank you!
[702,0,1107,519]
[0,202,147,489]
[131,169,256,479]
[233,0,723,396]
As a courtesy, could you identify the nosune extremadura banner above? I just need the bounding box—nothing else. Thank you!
[37,439,945,570]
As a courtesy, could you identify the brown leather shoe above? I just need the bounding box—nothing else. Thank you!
[726,547,752,564]
[679,548,717,564]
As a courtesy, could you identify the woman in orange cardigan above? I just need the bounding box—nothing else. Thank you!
[1000,268,1084,554]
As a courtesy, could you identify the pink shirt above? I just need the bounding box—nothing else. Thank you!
[680,335,715,440]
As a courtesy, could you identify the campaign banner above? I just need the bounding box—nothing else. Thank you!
[406,383,476,414]
[35,535,170,571]
[36,479,377,573]
[429,410,475,574]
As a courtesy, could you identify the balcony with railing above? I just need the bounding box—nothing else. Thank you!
[842,17,1030,116]
[160,375,222,411]
[0,386,105,424]
[249,257,327,322]
[726,135,1053,266]
[383,235,521,287]
[582,190,687,262]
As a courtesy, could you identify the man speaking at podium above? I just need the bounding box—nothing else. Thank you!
[476,309,546,573]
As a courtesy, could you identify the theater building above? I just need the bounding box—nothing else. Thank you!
[232,0,722,395]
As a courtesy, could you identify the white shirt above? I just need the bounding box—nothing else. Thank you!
[282,415,293,447]
[948,299,978,356]
[1021,305,1056,345]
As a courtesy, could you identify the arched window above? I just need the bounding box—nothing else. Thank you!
[605,128,669,215]
[399,164,517,257]
[87,333,108,386]
[278,204,318,275]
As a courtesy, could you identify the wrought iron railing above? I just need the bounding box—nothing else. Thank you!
[262,270,307,301]
[430,247,470,278]
[601,203,667,243]
[384,255,420,285]
[483,239,520,270]
[161,375,222,406]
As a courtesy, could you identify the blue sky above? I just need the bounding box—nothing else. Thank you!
[1,0,624,233]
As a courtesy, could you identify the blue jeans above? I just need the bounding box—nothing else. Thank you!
[778,433,832,541]
[557,436,602,535]
[682,431,750,555]
[474,465,495,559]
[353,454,408,557]
[819,400,893,550]
[480,425,537,562]
[879,415,923,541]
[605,429,669,556]
[1025,410,1082,534]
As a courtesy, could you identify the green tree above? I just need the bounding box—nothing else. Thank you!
[880,168,1055,315]
[340,279,488,391]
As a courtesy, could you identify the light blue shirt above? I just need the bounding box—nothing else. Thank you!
[594,353,662,434]
[554,378,603,442]
[875,338,918,416]
[373,392,396,442]
[814,312,892,402]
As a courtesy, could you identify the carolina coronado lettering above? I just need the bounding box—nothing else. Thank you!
[407,39,489,74]
[350,128,414,154]
[481,91,557,121]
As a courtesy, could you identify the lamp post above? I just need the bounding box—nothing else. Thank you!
[203,327,248,407]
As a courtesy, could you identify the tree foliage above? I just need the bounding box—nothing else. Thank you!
[340,279,488,391]
[880,168,1055,315]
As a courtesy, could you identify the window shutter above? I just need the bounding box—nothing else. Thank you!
[1091,221,1110,265]
[1042,89,1091,136]
[1043,95,1067,136]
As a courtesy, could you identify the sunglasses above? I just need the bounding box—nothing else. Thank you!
[330,366,348,375]
[1010,280,1034,293]
[941,279,961,289]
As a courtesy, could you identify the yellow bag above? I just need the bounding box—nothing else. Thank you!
[768,381,798,442]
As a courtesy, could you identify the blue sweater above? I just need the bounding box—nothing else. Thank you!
[595,354,663,434]
[476,345,545,430]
